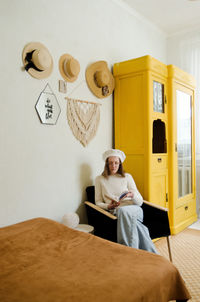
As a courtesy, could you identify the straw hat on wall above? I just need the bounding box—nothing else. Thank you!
[85,61,115,98]
[59,54,80,82]
[22,42,53,79]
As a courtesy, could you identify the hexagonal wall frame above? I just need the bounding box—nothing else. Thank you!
[35,84,61,125]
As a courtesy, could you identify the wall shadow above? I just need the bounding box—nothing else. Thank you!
[76,163,93,223]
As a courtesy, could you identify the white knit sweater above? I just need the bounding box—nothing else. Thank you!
[95,173,143,210]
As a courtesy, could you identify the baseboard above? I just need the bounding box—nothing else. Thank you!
[170,214,198,234]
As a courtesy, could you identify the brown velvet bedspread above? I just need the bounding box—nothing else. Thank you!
[0,218,190,302]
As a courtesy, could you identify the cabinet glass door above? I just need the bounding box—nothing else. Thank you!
[176,90,192,198]
[153,81,164,113]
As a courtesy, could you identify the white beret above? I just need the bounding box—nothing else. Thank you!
[103,149,126,163]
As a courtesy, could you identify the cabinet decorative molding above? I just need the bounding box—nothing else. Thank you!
[114,55,197,234]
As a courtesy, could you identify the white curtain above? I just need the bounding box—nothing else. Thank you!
[178,35,200,216]
[179,37,200,155]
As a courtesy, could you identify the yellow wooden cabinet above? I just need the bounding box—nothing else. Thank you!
[168,65,197,234]
[113,55,168,208]
[113,55,197,234]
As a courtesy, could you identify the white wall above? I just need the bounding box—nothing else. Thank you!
[0,0,167,227]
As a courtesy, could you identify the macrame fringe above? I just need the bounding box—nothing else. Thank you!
[66,98,100,147]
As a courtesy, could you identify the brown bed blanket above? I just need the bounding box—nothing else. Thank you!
[0,218,190,302]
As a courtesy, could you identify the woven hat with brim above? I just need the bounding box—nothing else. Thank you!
[22,42,53,79]
[59,54,80,82]
[103,149,126,163]
[86,61,115,98]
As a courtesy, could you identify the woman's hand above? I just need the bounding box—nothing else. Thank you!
[122,191,134,199]
[108,200,120,210]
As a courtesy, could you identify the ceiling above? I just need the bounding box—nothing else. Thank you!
[122,0,200,35]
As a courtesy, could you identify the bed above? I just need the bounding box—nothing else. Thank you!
[0,217,190,302]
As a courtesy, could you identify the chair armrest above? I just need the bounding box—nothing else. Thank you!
[84,201,117,220]
[143,200,168,212]
[85,200,167,214]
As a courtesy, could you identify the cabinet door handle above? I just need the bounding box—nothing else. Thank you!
[185,206,188,211]
[157,158,162,163]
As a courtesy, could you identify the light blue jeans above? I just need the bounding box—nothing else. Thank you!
[116,205,157,254]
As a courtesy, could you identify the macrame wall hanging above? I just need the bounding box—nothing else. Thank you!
[66,97,101,147]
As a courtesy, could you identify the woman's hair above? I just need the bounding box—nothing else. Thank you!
[102,157,125,178]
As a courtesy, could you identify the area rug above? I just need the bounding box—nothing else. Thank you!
[155,228,200,302]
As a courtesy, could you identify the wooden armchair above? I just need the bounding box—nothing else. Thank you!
[85,186,172,261]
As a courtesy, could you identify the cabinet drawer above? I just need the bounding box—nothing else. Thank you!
[152,156,167,170]
[175,202,196,225]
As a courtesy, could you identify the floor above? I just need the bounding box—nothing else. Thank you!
[188,219,200,230]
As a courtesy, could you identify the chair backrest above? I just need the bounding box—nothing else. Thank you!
[86,186,95,203]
